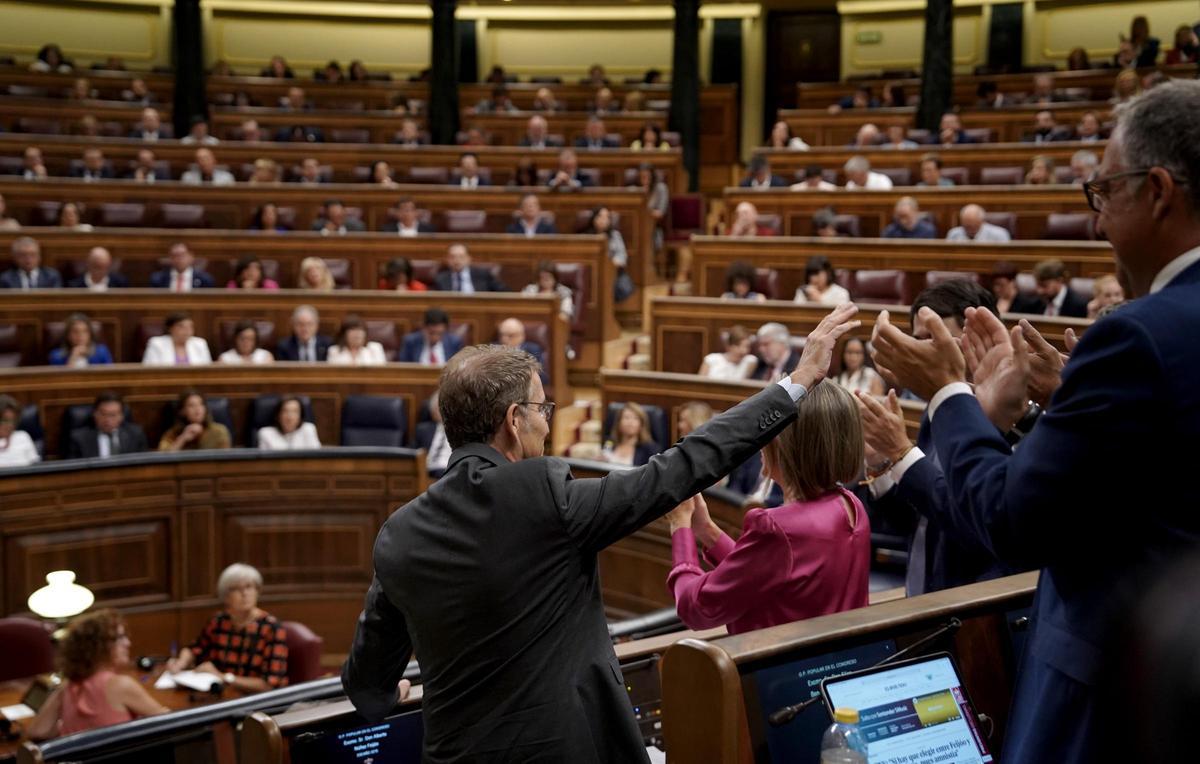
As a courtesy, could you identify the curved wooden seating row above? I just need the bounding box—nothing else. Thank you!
[648,296,1089,375]
[0,133,685,192]
[781,101,1112,147]
[722,185,1093,240]
[0,229,615,374]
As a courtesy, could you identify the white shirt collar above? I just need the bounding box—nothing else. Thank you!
[85,273,109,290]
[1050,284,1068,312]
[1150,244,1200,294]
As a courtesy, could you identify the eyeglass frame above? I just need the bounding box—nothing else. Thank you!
[1083,168,1188,213]
[518,400,556,422]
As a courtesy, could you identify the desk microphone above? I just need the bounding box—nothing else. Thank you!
[136,655,170,671]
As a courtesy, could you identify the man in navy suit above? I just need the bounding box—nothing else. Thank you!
[399,308,464,365]
[546,150,595,192]
[274,304,333,361]
[66,246,129,291]
[380,197,436,236]
[432,244,507,293]
[1031,258,1091,317]
[148,242,215,291]
[68,148,114,182]
[739,156,788,189]
[870,80,1200,763]
[495,317,548,385]
[0,236,62,289]
[573,116,619,150]
[455,153,490,189]
[506,194,559,236]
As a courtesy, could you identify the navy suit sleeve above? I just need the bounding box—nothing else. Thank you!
[343,576,413,722]
[149,270,166,288]
[196,271,216,288]
[398,335,420,363]
[930,313,1166,569]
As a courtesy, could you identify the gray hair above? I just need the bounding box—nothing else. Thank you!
[1071,150,1099,169]
[291,304,318,322]
[438,344,540,448]
[216,562,263,599]
[11,236,38,254]
[756,322,790,344]
[1113,80,1200,214]
[895,195,919,212]
[844,155,870,173]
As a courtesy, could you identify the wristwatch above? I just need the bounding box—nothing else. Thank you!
[1004,401,1043,445]
[223,672,235,686]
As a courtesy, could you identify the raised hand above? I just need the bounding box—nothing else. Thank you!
[855,390,913,464]
[1018,319,1069,407]
[790,303,862,389]
[962,308,1031,430]
[870,308,966,401]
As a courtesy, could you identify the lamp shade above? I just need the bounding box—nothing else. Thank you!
[27,570,95,619]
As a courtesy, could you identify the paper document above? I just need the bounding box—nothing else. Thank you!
[1,704,34,721]
[154,670,220,692]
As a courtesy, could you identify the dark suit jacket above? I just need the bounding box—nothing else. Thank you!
[0,267,63,289]
[343,384,798,760]
[739,175,789,188]
[311,218,366,233]
[433,267,507,293]
[148,268,215,289]
[274,334,333,361]
[1055,286,1090,318]
[414,421,447,479]
[926,259,1200,762]
[573,136,619,150]
[397,331,464,364]
[1009,293,1046,314]
[68,166,114,180]
[518,135,564,148]
[67,423,148,459]
[67,273,130,289]
[505,219,559,236]
[751,349,802,381]
[379,221,436,235]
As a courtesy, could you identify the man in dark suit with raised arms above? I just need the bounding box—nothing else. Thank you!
[343,304,861,762]
[870,80,1200,763]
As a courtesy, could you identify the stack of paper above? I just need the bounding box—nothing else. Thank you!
[153,670,220,692]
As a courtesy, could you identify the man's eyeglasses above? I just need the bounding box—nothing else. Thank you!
[1083,169,1188,213]
[519,401,556,422]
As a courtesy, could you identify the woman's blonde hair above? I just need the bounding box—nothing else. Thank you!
[610,402,653,445]
[677,401,713,435]
[766,382,864,501]
[298,256,335,291]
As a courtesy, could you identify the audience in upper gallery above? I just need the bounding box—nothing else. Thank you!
[26,609,168,741]
[485,65,511,85]
[399,307,462,365]
[766,120,810,151]
[130,148,165,183]
[258,396,321,451]
[327,315,387,366]
[158,390,231,451]
[130,108,168,141]
[1066,46,1091,70]
[721,260,767,302]
[988,261,1043,314]
[248,158,281,186]
[1025,155,1055,185]
[415,391,449,479]
[582,63,610,87]
[835,337,885,396]
[297,256,336,292]
[150,242,215,291]
[852,123,882,148]
[509,157,540,187]
[294,157,326,186]
[456,152,489,188]
[794,255,850,306]
[68,247,128,290]
[1075,111,1103,142]
[22,146,48,180]
[531,87,561,112]
[601,402,662,467]
[382,197,436,236]
[473,85,518,114]
[791,165,837,191]
[519,115,561,149]
[275,305,332,362]
[917,154,954,187]
[248,203,290,232]
[1166,24,1200,64]
[666,381,869,634]
[1023,74,1066,106]
[495,317,548,384]
[622,89,647,112]
[48,313,113,367]
[741,155,787,189]
[434,243,507,293]
[262,55,295,78]
[751,322,801,382]
[630,123,670,151]
[1031,258,1090,318]
[57,202,93,231]
[166,563,288,692]
[698,324,758,381]
[122,78,156,106]
[828,85,880,113]
[946,204,1012,242]
[582,205,630,272]
[394,119,425,147]
[938,112,977,145]
[67,392,148,459]
[1087,274,1126,319]
[380,257,428,292]
[1125,15,1161,67]
[0,194,19,230]
[880,82,907,108]
[843,155,893,190]
[975,81,1013,109]
[181,148,236,185]
[180,116,220,146]
[547,149,595,191]
[70,148,114,182]
[521,261,575,322]
[1111,69,1142,103]
[1,237,62,290]
[0,395,40,468]
[143,312,213,367]
[312,199,366,235]
[29,43,71,73]
[591,87,621,114]
[217,320,275,365]
[882,197,938,239]
[1025,110,1068,143]
[882,125,918,149]
[508,193,559,236]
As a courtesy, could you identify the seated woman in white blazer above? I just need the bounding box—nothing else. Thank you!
[257,396,321,451]
[326,316,387,366]
[142,312,213,366]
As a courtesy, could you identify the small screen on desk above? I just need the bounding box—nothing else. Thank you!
[290,709,423,764]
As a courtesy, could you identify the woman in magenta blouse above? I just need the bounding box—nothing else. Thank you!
[666,381,871,634]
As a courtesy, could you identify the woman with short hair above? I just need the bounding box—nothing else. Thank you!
[327,316,387,366]
[0,394,39,468]
[165,563,289,693]
[794,255,850,306]
[218,319,274,364]
[142,312,212,366]
[520,261,575,322]
[257,396,320,450]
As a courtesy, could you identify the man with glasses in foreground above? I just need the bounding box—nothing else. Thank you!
[870,80,1200,762]
[344,306,860,762]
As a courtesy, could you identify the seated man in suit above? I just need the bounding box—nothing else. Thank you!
[1032,258,1090,317]
[414,390,451,479]
[149,242,215,291]
[180,148,235,185]
[495,317,548,384]
[294,157,326,186]
[518,115,560,149]
[311,199,366,236]
[751,322,801,381]
[739,155,788,189]
[456,152,489,189]
[573,116,618,151]
[381,197,436,237]
[546,149,594,192]
[938,112,978,145]
[69,148,114,182]
[399,308,463,365]
[67,391,148,459]
[882,197,938,239]
[275,304,333,362]
[506,194,559,236]
[22,146,48,180]
[1,236,62,289]
[129,148,167,183]
[67,247,129,291]
[433,244,507,293]
[1024,110,1071,143]
[129,107,168,141]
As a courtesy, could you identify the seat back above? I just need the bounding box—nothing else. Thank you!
[247,394,314,447]
[0,617,54,681]
[552,262,590,334]
[941,166,969,186]
[852,269,908,304]
[603,402,669,448]
[330,128,370,144]
[281,620,324,685]
[983,212,1017,237]
[340,395,408,447]
[364,320,400,360]
[0,323,20,367]
[755,214,782,236]
[443,209,488,233]
[323,258,353,289]
[158,203,208,228]
[97,203,147,227]
[1044,212,1096,241]
[407,167,449,184]
[754,268,780,300]
[832,214,861,238]
[1069,277,1095,301]
[876,167,912,186]
[666,194,703,242]
[19,404,45,457]
[925,271,981,290]
[979,166,1024,185]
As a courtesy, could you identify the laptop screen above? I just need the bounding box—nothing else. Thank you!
[289,709,423,764]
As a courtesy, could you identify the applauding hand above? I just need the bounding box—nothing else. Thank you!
[855,390,913,464]
[790,303,862,389]
[961,307,1032,430]
[870,308,966,401]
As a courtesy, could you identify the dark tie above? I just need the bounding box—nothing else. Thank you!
[454,272,462,291]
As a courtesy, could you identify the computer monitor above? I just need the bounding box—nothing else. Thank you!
[289,708,423,764]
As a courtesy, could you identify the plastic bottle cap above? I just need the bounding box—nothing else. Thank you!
[834,707,860,724]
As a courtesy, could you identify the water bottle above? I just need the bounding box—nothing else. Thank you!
[820,707,868,764]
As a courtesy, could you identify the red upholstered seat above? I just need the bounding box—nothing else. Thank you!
[1044,212,1096,241]
[0,324,22,367]
[983,212,1017,237]
[852,269,908,304]
[754,268,780,300]
[0,617,55,682]
[666,195,703,243]
[443,210,488,233]
[941,166,969,186]
[876,167,912,186]
[979,166,1024,185]
[281,620,323,684]
[832,214,861,238]
[925,271,981,290]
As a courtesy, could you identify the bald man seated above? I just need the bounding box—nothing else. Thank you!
[495,317,548,384]
[946,204,1012,243]
[67,247,128,290]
